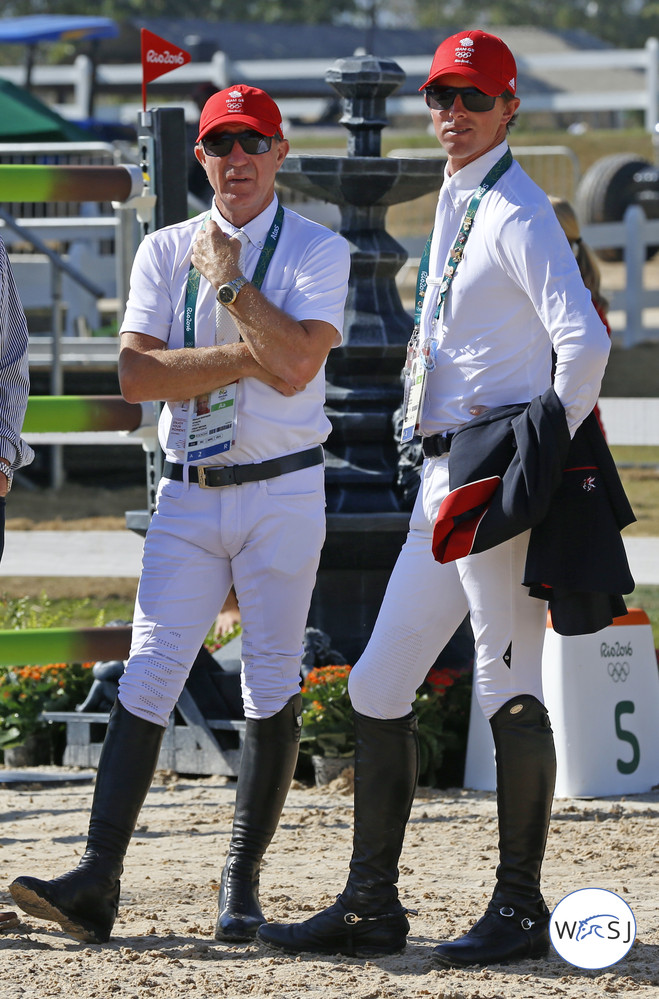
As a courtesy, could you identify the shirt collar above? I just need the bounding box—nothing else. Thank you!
[441,140,510,206]
[210,195,279,251]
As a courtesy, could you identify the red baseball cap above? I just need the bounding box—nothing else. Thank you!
[197,84,283,142]
[420,30,517,96]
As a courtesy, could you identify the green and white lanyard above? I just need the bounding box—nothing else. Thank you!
[170,203,284,463]
[183,201,284,348]
[400,149,513,443]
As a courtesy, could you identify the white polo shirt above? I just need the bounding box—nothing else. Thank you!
[120,195,350,464]
[419,140,611,438]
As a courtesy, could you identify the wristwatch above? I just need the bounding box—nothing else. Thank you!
[217,275,249,306]
[0,462,12,493]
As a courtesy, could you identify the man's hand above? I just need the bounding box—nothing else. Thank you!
[191,222,243,289]
[214,587,241,641]
[252,365,305,396]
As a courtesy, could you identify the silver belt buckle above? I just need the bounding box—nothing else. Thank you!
[197,466,210,488]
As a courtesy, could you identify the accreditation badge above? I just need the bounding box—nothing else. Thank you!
[166,384,239,461]
[400,350,426,444]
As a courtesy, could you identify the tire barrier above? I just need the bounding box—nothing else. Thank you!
[576,152,659,260]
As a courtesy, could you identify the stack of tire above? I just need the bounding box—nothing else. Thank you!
[576,152,659,259]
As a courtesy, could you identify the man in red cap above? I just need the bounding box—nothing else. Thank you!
[10,84,350,946]
[258,30,612,966]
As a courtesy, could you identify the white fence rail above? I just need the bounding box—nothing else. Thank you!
[583,206,659,347]
[598,398,659,446]
[1,38,659,129]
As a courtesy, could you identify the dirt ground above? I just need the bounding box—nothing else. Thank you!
[0,768,656,999]
[1,328,657,996]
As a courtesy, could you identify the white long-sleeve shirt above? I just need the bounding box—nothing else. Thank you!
[0,237,34,472]
[419,140,611,438]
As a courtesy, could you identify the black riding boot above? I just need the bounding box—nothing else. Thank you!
[10,700,165,943]
[257,709,419,957]
[433,694,556,967]
[215,692,303,941]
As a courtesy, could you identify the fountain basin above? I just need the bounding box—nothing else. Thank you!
[278,155,440,208]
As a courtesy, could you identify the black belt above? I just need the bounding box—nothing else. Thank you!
[163,445,324,488]
[422,433,454,458]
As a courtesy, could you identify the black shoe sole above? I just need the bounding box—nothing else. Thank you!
[214,926,261,943]
[258,934,407,958]
[432,942,550,968]
[215,911,265,943]
[9,881,108,944]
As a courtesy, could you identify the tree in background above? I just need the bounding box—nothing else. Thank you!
[415,0,659,50]
[5,0,659,47]
[3,0,359,24]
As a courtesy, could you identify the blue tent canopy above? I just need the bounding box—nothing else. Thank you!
[0,16,120,117]
[0,16,119,45]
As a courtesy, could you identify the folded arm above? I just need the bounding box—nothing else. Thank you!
[119,332,298,404]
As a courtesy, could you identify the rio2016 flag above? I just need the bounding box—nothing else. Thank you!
[141,28,191,111]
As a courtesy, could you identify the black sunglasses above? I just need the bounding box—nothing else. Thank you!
[201,130,273,157]
[424,86,499,113]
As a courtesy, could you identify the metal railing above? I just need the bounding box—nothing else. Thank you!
[0,627,132,667]
[21,394,159,495]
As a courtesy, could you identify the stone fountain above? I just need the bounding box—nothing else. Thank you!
[278,55,441,664]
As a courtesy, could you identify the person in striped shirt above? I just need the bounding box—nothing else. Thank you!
[0,234,33,932]
[0,235,34,561]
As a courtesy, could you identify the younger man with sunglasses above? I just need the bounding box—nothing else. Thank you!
[10,85,349,945]
[258,31,613,966]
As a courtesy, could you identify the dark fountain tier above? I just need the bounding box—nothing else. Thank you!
[278,54,442,663]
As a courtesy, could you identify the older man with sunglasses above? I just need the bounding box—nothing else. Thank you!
[10,85,350,945]
[258,31,613,966]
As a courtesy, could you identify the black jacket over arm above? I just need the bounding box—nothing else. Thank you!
[431,387,636,636]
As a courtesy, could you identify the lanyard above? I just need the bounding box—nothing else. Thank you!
[413,148,513,331]
[183,202,284,348]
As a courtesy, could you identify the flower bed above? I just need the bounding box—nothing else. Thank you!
[0,662,94,756]
[300,662,472,787]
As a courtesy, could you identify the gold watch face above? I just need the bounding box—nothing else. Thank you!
[218,285,236,304]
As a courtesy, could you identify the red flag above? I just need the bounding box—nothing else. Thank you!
[141,28,191,111]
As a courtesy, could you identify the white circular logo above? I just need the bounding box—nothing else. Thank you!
[550,888,636,969]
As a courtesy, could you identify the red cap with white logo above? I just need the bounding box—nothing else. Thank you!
[197,84,283,142]
[420,30,517,96]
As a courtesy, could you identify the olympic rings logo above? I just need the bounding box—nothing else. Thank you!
[608,661,630,682]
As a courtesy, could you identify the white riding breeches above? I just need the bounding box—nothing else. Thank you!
[119,463,326,725]
[348,455,548,722]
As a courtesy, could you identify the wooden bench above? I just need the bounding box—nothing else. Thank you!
[41,642,247,777]
[42,690,246,777]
